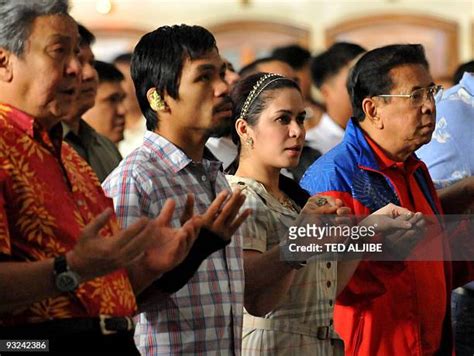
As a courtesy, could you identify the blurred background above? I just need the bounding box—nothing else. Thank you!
[71,0,474,86]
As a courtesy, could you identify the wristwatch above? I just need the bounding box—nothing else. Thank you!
[53,255,80,292]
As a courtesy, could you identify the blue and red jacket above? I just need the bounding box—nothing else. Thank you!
[301,119,471,356]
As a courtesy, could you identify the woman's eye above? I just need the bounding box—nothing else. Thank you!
[296,115,306,125]
[277,116,290,124]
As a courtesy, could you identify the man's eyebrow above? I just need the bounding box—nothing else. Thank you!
[196,64,217,72]
[410,82,436,91]
[48,34,74,43]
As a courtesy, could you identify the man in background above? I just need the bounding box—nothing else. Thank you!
[308,42,365,153]
[114,53,147,157]
[83,60,126,145]
[62,24,122,182]
[272,44,324,128]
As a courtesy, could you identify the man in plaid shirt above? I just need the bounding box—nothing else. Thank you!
[103,25,250,355]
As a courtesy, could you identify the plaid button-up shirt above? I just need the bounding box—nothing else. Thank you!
[102,131,244,355]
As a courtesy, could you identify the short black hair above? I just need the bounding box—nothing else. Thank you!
[94,60,125,83]
[131,25,217,131]
[311,42,366,88]
[239,56,283,78]
[113,52,132,64]
[271,44,311,70]
[77,23,95,47]
[347,44,429,121]
[452,60,474,84]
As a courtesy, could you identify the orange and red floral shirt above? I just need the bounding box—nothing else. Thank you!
[0,104,136,326]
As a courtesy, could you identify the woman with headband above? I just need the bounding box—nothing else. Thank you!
[226,73,420,355]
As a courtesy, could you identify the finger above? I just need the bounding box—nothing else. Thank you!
[335,215,353,227]
[228,208,253,236]
[81,208,114,240]
[336,207,352,216]
[155,199,176,227]
[385,217,413,230]
[214,190,246,227]
[390,206,413,218]
[202,190,229,223]
[409,212,425,226]
[115,216,150,249]
[180,193,195,226]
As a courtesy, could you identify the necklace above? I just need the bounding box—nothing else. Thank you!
[274,192,298,212]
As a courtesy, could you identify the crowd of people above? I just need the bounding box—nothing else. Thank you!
[0,1,473,355]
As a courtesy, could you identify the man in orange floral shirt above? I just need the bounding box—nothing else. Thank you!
[0,1,248,353]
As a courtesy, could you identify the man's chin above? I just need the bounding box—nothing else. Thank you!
[208,117,233,138]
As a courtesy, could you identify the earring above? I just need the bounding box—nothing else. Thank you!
[245,137,254,149]
[150,90,165,111]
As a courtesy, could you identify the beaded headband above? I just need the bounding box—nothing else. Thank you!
[239,73,286,120]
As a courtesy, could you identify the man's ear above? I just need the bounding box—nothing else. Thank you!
[319,83,330,101]
[146,87,170,113]
[0,48,13,82]
[362,97,383,129]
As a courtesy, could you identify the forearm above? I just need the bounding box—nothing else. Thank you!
[130,228,229,296]
[244,248,296,316]
[438,176,474,214]
[127,258,160,296]
[0,259,60,313]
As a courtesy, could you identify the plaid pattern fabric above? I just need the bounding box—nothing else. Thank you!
[103,131,244,355]
[227,176,341,355]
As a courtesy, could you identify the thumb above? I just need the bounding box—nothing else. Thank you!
[80,208,113,240]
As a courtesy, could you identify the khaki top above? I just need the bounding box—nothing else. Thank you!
[227,175,342,356]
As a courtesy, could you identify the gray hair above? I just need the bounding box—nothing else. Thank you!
[0,0,70,56]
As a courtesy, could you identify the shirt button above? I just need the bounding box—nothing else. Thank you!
[329,318,334,325]
[327,281,332,288]
[327,262,331,269]
[329,300,333,306]
[77,200,85,207]
[201,175,207,182]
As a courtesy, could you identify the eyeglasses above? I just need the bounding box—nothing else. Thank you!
[374,85,443,106]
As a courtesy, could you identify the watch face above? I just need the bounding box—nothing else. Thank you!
[56,272,79,292]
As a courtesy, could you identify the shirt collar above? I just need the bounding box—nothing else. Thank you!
[0,103,63,155]
[143,130,222,174]
[460,72,474,95]
[364,130,420,173]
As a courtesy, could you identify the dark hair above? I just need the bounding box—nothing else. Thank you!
[311,42,366,88]
[271,44,311,70]
[77,23,95,47]
[347,44,429,121]
[94,60,124,83]
[239,56,284,78]
[131,25,217,131]
[113,52,132,64]
[230,73,300,156]
[452,60,474,84]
